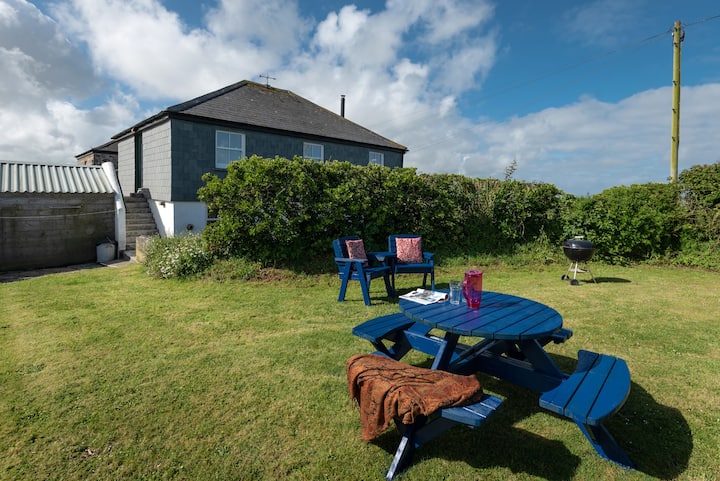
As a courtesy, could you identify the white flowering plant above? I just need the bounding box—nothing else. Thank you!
[143,234,214,279]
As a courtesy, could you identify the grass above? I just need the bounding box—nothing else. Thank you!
[1,261,719,481]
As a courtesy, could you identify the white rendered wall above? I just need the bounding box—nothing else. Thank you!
[150,200,208,237]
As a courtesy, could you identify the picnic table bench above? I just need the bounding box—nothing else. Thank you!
[352,313,470,362]
[386,392,502,480]
[540,349,634,468]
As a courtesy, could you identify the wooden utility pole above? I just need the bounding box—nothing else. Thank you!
[670,20,684,183]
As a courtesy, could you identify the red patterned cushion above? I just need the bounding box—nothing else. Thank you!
[396,237,423,264]
[345,239,367,260]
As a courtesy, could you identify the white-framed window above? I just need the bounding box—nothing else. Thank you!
[369,151,384,166]
[303,142,324,162]
[215,130,245,169]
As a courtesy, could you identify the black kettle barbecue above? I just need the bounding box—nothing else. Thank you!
[561,237,596,285]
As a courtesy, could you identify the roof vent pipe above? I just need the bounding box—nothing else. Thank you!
[341,95,345,117]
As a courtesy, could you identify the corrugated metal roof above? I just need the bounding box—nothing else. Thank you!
[0,160,114,194]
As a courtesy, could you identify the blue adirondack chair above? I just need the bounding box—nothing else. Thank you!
[388,234,435,291]
[333,236,395,306]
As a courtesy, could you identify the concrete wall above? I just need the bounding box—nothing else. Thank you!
[76,151,118,169]
[150,199,208,237]
[0,193,115,271]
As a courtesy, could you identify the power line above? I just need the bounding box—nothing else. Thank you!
[368,27,672,136]
[369,16,719,154]
[683,13,720,27]
[409,30,673,153]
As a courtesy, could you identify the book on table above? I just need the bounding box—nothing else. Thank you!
[399,289,448,305]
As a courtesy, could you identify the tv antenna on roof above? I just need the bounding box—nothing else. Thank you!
[259,73,276,87]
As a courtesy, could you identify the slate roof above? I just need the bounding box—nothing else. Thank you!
[0,160,114,194]
[113,80,407,152]
[75,139,119,159]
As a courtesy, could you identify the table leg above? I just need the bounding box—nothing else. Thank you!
[468,339,566,392]
[386,424,417,480]
[430,332,460,370]
[517,339,565,380]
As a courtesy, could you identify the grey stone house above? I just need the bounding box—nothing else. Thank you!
[110,80,408,237]
[75,139,119,170]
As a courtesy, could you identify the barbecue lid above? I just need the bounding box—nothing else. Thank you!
[563,238,594,249]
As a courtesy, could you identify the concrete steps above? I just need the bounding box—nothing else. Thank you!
[124,194,158,251]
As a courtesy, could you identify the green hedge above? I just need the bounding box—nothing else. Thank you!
[197,156,720,269]
[560,183,683,262]
[197,156,565,265]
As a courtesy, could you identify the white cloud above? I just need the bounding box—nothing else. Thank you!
[0,0,98,97]
[407,83,720,195]
[562,0,645,47]
[1,0,718,196]
[434,40,497,92]
[412,0,494,44]
[50,0,309,101]
[205,0,309,54]
[0,0,131,163]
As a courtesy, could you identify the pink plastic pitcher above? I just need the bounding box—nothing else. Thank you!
[462,270,483,308]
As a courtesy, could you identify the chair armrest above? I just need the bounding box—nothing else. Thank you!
[423,252,435,262]
[335,257,367,264]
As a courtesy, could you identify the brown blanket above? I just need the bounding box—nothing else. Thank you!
[346,353,483,441]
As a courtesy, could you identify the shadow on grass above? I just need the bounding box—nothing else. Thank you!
[610,380,691,479]
[374,422,580,481]
[593,277,632,284]
[558,277,632,285]
[0,262,105,283]
[483,368,692,480]
[371,378,580,481]
[371,353,691,480]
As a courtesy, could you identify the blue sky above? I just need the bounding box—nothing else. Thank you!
[2,0,719,195]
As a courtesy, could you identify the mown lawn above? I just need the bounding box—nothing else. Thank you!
[1,262,718,481]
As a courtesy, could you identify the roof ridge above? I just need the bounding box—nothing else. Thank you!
[168,80,291,112]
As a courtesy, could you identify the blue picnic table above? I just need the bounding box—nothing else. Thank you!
[352,291,633,479]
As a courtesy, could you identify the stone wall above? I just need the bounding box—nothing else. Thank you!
[76,151,118,169]
[0,193,116,271]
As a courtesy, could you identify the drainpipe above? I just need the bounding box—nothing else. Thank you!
[102,161,126,256]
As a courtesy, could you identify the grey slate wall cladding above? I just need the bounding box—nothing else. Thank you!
[118,137,135,196]
[168,119,404,201]
[142,121,172,200]
[171,120,215,202]
[0,193,115,271]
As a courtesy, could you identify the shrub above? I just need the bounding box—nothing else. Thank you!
[196,156,720,269]
[670,239,720,270]
[488,180,564,251]
[143,234,214,279]
[199,156,333,264]
[198,156,566,263]
[678,162,720,243]
[561,183,682,262]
